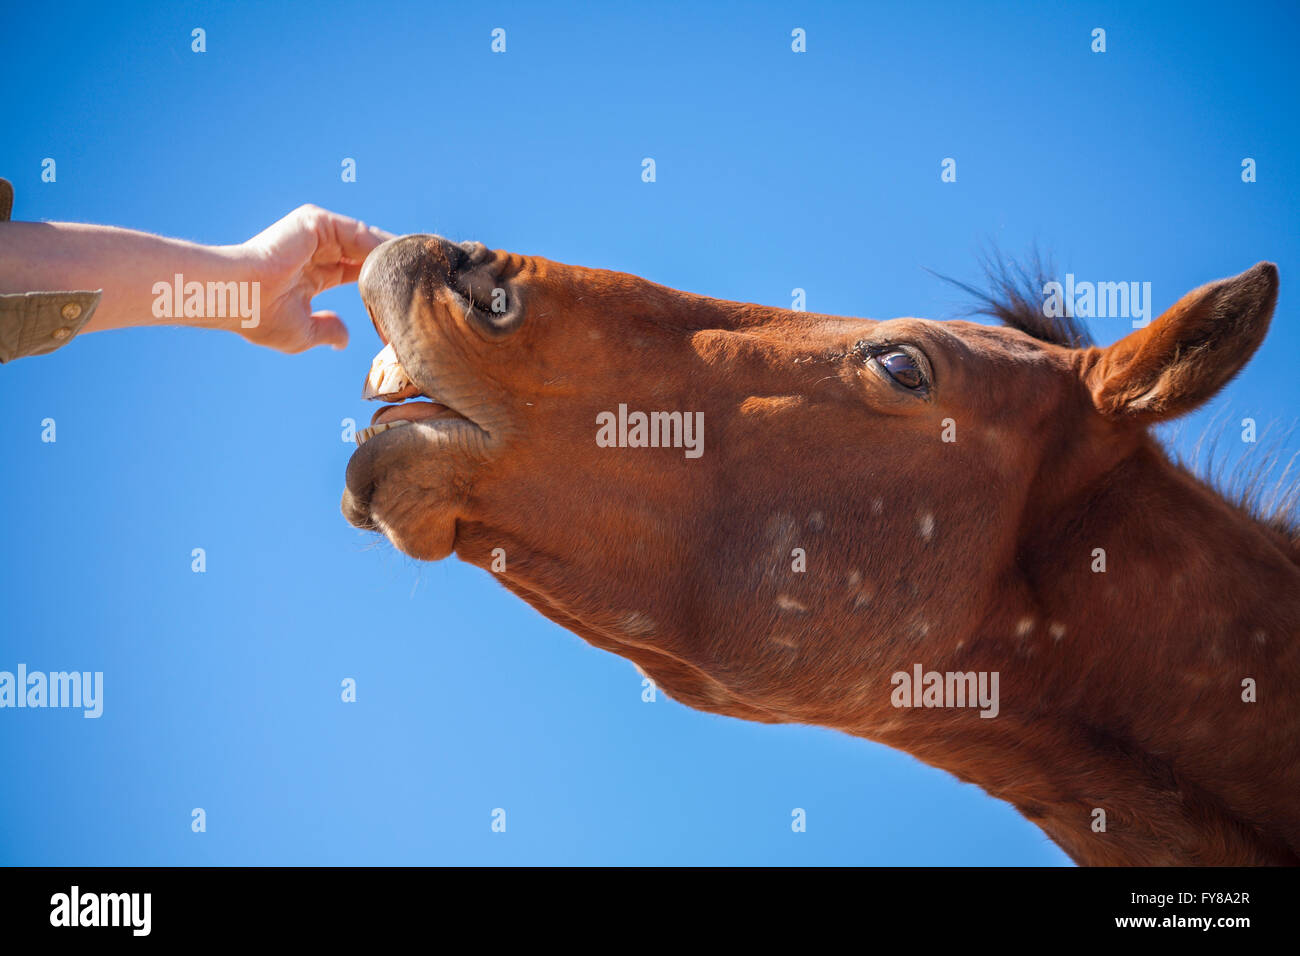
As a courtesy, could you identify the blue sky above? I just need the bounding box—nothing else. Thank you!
[1,0,1296,865]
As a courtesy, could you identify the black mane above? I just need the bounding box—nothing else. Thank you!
[931,250,1297,554]
[931,251,1093,348]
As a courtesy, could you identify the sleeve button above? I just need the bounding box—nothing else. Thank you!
[61,302,83,321]
[51,326,71,341]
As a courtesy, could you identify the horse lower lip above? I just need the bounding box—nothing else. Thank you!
[369,401,460,427]
[352,408,477,447]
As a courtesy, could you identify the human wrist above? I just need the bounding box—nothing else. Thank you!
[148,241,265,335]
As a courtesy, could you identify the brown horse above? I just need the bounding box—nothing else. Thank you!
[342,235,1296,866]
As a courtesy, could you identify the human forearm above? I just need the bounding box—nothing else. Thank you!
[0,203,390,356]
[0,220,250,335]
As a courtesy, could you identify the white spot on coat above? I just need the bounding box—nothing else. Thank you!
[617,612,656,637]
[776,594,808,613]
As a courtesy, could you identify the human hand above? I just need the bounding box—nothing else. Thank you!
[235,205,392,353]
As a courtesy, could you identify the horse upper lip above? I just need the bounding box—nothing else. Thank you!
[366,302,389,347]
[357,332,490,443]
[356,236,495,437]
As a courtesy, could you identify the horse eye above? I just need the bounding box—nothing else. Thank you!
[877,350,924,389]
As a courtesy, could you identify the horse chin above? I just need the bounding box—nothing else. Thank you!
[341,421,479,560]
[375,505,458,562]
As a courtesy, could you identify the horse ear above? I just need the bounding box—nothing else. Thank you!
[1081,262,1278,424]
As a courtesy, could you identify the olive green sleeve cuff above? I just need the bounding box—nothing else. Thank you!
[0,290,101,363]
[0,175,102,363]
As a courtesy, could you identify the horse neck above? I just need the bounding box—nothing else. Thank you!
[873,441,1300,865]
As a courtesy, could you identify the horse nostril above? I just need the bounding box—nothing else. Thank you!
[434,238,470,278]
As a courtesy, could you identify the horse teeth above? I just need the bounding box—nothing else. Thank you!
[354,420,413,447]
[363,343,415,400]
